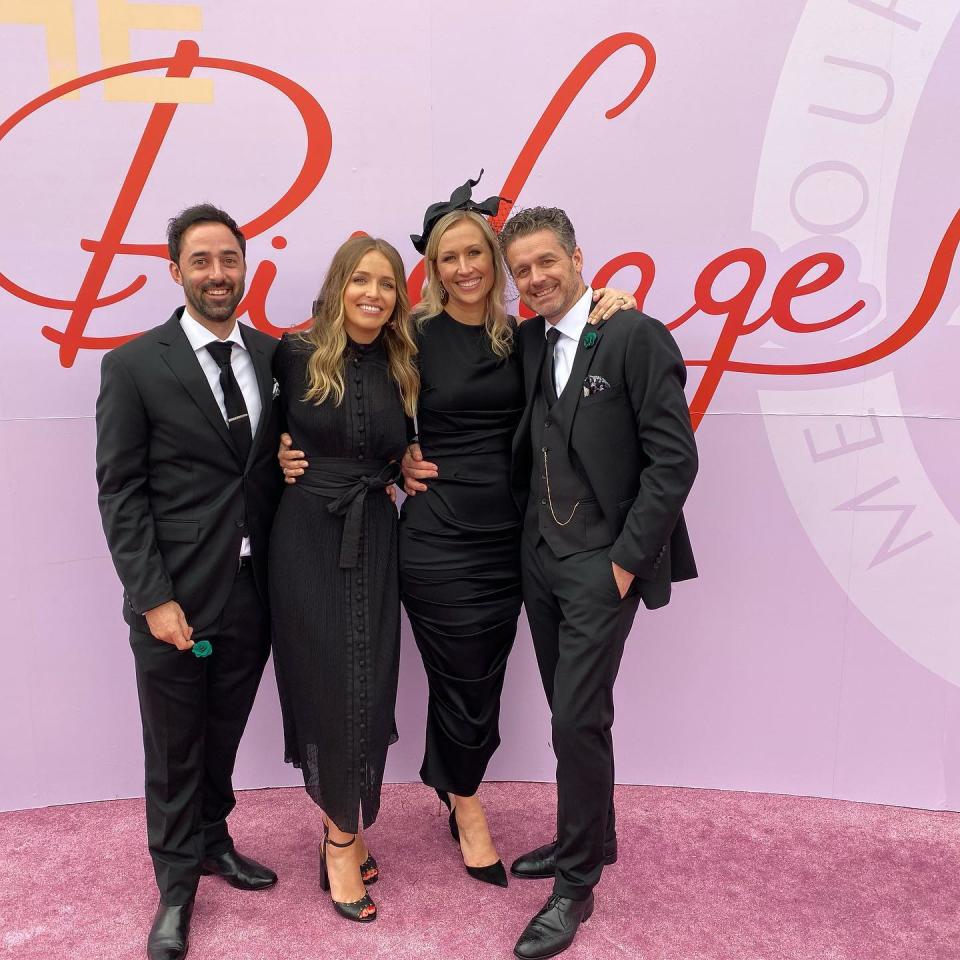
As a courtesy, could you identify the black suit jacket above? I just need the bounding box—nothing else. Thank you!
[95,308,284,632]
[511,308,698,609]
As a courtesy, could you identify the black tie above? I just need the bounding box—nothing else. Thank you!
[541,327,560,406]
[205,341,252,464]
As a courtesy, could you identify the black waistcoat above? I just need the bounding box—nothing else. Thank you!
[525,345,615,557]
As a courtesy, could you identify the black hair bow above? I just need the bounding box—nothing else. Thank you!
[410,169,505,254]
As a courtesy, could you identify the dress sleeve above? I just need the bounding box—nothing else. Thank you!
[407,322,425,443]
[275,333,312,398]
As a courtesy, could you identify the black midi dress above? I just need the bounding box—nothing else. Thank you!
[270,333,407,832]
[399,312,524,797]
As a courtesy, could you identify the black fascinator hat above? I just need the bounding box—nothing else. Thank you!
[410,169,506,255]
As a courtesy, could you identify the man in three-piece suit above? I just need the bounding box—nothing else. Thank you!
[95,204,283,960]
[500,207,698,959]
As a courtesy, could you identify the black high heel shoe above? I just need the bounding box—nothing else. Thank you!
[437,790,508,887]
[360,852,378,885]
[318,825,377,922]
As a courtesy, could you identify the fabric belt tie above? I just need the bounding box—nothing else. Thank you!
[298,458,401,568]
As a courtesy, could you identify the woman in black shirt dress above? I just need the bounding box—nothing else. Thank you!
[270,236,418,922]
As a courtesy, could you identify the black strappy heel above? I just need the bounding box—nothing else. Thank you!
[318,825,378,922]
[359,851,379,885]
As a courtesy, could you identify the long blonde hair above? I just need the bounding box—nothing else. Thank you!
[414,210,513,360]
[300,236,419,417]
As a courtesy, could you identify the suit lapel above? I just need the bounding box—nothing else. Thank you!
[524,317,547,406]
[159,309,236,459]
[513,317,547,459]
[557,321,606,450]
[240,324,273,467]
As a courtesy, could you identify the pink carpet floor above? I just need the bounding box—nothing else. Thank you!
[1,782,958,959]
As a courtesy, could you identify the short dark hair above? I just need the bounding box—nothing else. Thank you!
[498,206,577,258]
[166,203,246,264]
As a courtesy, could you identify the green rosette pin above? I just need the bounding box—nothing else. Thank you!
[582,330,598,348]
[192,640,213,658]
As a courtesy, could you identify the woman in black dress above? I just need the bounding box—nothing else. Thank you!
[269,236,418,922]
[401,179,636,885]
[401,206,523,886]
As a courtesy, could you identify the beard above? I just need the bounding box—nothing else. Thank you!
[184,279,244,324]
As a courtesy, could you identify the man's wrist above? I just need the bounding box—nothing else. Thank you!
[142,596,176,616]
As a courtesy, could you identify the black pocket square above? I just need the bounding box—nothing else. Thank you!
[583,375,611,397]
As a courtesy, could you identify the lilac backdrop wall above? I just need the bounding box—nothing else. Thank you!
[2,0,959,812]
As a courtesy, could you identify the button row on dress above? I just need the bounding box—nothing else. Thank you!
[356,375,365,460]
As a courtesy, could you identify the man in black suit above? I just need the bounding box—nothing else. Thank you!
[500,207,698,959]
[95,204,283,960]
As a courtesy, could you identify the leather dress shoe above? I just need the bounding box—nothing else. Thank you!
[510,840,617,879]
[147,897,193,960]
[201,848,277,891]
[514,892,594,959]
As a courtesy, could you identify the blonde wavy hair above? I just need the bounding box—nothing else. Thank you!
[414,210,513,360]
[300,236,419,417]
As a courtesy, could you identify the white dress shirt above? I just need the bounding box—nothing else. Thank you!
[545,286,593,396]
[180,309,262,557]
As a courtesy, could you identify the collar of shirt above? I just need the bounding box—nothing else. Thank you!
[179,307,247,356]
[545,286,593,345]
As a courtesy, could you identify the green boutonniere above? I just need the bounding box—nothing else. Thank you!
[582,330,598,348]
[192,640,213,659]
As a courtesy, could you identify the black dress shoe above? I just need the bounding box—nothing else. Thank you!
[510,840,617,879]
[514,892,594,959]
[147,897,193,960]
[201,848,277,891]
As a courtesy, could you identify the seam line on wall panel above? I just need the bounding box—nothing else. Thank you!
[3,412,959,423]
[0,416,96,423]
[696,412,960,421]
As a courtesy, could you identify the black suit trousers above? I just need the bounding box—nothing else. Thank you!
[130,564,270,904]
[521,533,642,900]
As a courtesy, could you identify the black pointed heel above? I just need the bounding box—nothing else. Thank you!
[318,825,377,922]
[437,790,508,888]
[437,789,460,842]
[466,859,508,886]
